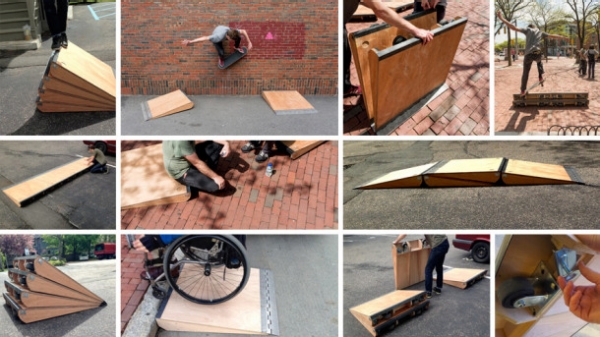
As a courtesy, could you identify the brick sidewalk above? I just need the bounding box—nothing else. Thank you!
[121,141,338,229]
[495,57,600,134]
[343,0,490,135]
[120,236,149,333]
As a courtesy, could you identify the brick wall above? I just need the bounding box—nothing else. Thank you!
[121,0,338,96]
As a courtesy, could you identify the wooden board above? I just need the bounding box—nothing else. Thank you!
[513,93,588,100]
[36,99,115,112]
[261,91,317,115]
[142,89,194,121]
[392,240,431,290]
[502,159,583,186]
[1,158,91,207]
[121,143,191,209]
[4,280,97,308]
[355,163,437,189]
[433,268,487,289]
[7,268,99,303]
[3,292,98,324]
[277,140,325,160]
[369,18,467,131]
[423,158,503,187]
[156,268,276,335]
[349,10,438,121]
[513,99,588,107]
[38,87,114,110]
[39,77,115,106]
[351,1,414,20]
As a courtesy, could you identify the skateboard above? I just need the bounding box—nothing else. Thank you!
[521,78,545,96]
[219,47,247,69]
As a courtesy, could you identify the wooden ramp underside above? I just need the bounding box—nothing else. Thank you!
[393,240,431,290]
[37,42,116,112]
[277,141,325,160]
[121,143,191,209]
[156,268,279,335]
[433,268,487,289]
[142,89,194,121]
[261,91,317,115]
[1,158,91,207]
[355,158,584,189]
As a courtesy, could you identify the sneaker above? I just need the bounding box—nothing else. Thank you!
[433,286,442,294]
[51,36,61,50]
[235,47,244,53]
[241,142,255,153]
[218,58,224,67]
[103,167,109,174]
[520,90,526,96]
[255,150,269,163]
[343,85,362,98]
[426,292,432,299]
[60,33,68,48]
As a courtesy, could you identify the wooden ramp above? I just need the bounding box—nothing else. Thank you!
[513,92,588,107]
[349,10,467,132]
[37,42,116,112]
[261,91,318,115]
[433,268,487,289]
[1,158,91,207]
[350,290,429,337]
[351,1,413,21]
[276,141,325,160]
[356,158,584,189]
[2,255,105,323]
[142,89,194,121]
[392,240,431,290]
[121,143,191,209]
[156,268,279,335]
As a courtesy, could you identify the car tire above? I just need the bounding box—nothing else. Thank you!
[471,241,489,263]
[94,141,108,155]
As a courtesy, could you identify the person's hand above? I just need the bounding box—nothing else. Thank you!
[213,176,226,190]
[413,28,434,45]
[496,10,503,20]
[182,39,190,46]
[576,235,600,253]
[220,142,231,158]
[558,262,600,324]
[421,0,430,9]
[430,0,439,8]
[133,235,149,253]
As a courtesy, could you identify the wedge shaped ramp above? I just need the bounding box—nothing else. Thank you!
[37,42,116,112]
[121,143,191,209]
[356,158,584,189]
[262,91,318,115]
[276,140,325,160]
[350,290,429,337]
[433,268,487,289]
[142,89,194,121]
[1,157,91,207]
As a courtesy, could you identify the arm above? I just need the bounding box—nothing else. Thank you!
[182,35,210,46]
[546,33,566,40]
[496,10,523,33]
[239,29,253,50]
[558,262,600,323]
[363,0,433,44]
[184,152,225,189]
[393,234,407,245]
[86,152,96,164]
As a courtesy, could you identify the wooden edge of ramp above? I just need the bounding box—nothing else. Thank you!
[276,140,325,160]
[4,280,100,308]
[261,91,318,115]
[433,268,487,289]
[3,292,100,324]
[142,89,194,121]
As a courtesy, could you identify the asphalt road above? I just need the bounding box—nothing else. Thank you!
[344,141,600,229]
[0,259,116,337]
[344,234,490,337]
[0,3,116,135]
[0,141,116,229]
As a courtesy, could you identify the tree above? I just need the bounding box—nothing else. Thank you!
[42,235,99,260]
[0,235,34,258]
[42,235,65,258]
[496,0,530,66]
[591,7,600,48]
[566,0,598,50]
[528,0,570,61]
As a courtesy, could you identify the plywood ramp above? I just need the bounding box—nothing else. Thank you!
[3,292,98,324]
[261,91,317,115]
[423,158,504,187]
[433,268,487,289]
[277,140,325,160]
[392,240,431,290]
[7,268,99,303]
[142,89,194,121]
[156,268,279,335]
[1,158,91,207]
[4,280,96,308]
[121,143,191,209]
[502,159,584,186]
[355,163,437,189]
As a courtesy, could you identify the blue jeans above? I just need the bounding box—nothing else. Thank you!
[425,239,449,292]
[90,160,107,173]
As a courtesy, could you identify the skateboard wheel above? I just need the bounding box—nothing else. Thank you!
[497,277,534,308]
[393,36,407,45]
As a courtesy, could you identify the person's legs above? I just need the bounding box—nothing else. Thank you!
[534,53,544,80]
[43,0,69,49]
[582,60,587,76]
[177,167,220,193]
[591,61,596,79]
[521,53,535,92]
[213,41,225,64]
[242,141,262,153]
[425,242,448,294]
[90,160,107,173]
[256,141,273,163]
[343,26,354,93]
[413,1,424,13]
[434,240,450,291]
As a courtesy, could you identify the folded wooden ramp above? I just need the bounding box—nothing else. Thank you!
[37,42,116,112]
[121,143,191,209]
[156,268,279,335]
[2,256,105,323]
[392,240,431,290]
[350,290,429,337]
[276,140,325,160]
[1,157,91,207]
[433,268,487,289]
[141,89,194,121]
[262,91,318,115]
[355,158,584,189]
[513,92,588,107]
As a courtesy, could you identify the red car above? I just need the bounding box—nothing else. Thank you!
[452,234,490,263]
[94,242,116,260]
[83,140,116,155]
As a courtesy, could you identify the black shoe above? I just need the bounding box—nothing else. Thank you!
[60,33,68,48]
[51,36,61,50]
[433,286,442,294]
[103,167,109,174]
[241,142,255,153]
[426,292,432,299]
[255,150,269,163]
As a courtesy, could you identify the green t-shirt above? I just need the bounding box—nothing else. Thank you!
[162,141,195,179]
[93,148,107,165]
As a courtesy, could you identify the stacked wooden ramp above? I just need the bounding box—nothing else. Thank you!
[3,256,105,323]
[392,240,431,290]
[276,140,325,160]
[37,42,116,112]
[349,10,467,133]
[141,89,194,121]
[513,93,588,107]
[156,268,279,335]
[121,143,191,209]
[262,91,318,115]
[350,290,429,336]
[433,267,487,289]
[356,158,584,189]
[1,157,91,207]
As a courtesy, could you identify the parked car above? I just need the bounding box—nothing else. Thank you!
[83,140,116,155]
[79,254,89,261]
[452,234,490,263]
[94,242,116,260]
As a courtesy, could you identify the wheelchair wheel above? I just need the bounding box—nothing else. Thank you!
[163,235,250,304]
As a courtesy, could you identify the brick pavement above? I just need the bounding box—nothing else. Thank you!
[343,0,490,135]
[495,57,600,135]
[120,235,149,333]
[121,141,338,229]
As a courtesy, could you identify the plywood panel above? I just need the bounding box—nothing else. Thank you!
[424,175,497,187]
[370,18,466,130]
[261,91,317,114]
[36,99,114,112]
[4,281,96,308]
[278,140,325,160]
[503,159,582,186]
[356,163,436,189]
[7,269,99,303]
[392,240,430,289]
[433,268,487,289]
[143,89,194,121]
[121,143,191,209]
[2,158,91,207]
[3,292,98,324]
[38,88,115,110]
[39,77,114,106]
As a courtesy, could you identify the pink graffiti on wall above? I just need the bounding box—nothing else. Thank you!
[229,21,305,59]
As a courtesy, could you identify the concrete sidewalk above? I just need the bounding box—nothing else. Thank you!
[495,57,600,135]
[121,95,338,136]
